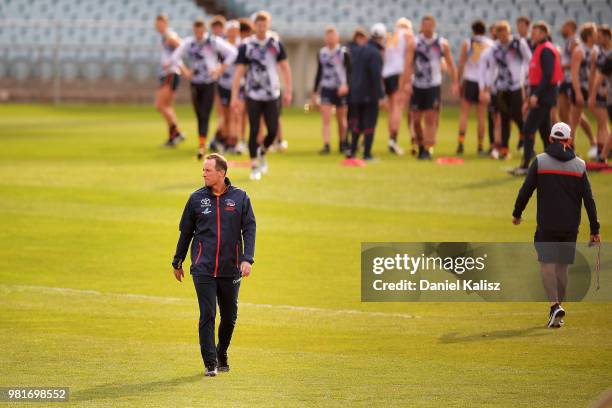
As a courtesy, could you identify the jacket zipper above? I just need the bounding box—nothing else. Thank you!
[195,241,202,264]
[214,195,221,277]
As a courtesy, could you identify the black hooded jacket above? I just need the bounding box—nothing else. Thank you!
[513,142,599,234]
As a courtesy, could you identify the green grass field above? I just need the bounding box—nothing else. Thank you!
[0,103,610,407]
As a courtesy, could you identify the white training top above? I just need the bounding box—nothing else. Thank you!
[462,35,493,82]
[159,29,181,76]
[412,33,448,89]
[479,37,532,92]
[172,34,237,85]
[383,28,409,78]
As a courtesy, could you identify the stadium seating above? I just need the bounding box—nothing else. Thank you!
[0,0,610,85]
[0,0,208,82]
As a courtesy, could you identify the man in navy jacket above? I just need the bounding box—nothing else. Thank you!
[172,153,256,376]
[346,23,385,160]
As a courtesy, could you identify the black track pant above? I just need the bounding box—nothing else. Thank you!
[246,97,280,159]
[497,90,524,149]
[521,104,552,168]
[190,82,216,137]
[349,101,379,158]
[193,275,241,368]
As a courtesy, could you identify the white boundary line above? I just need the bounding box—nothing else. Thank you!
[0,284,420,319]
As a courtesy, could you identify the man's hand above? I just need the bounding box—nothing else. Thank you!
[231,98,240,114]
[588,95,596,110]
[183,68,193,81]
[575,92,584,107]
[240,261,252,277]
[479,90,490,104]
[512,217,522,225]
[337,84,349,97]
[283,91,292,106]
[173,267,184,282]
[589,233,601,247]
[529,94,538,108]
[450,82,459,97]
[210,66,223,81]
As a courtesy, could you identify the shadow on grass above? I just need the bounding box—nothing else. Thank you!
[70,373,203,402]
[450,176,517,191]
[439,325,549,343]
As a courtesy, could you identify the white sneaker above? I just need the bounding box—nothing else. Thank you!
[249,167,261,180]
[388,139,405,155]
[257,147,269,174]
[236,141,246,154]
[588,145,598,160]
[260,156,269,174]
[491,148,500,160]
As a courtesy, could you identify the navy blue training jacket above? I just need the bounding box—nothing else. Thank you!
[172,177,256,278]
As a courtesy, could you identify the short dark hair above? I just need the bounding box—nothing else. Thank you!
[422,15,436,25]
[580,22,597,42]
[516,16,530,26]
[193,18,205,28]
[599,24,611,39]
[564,19,577,31]
[156,14,168,22]
[238,17,253,33]
[205,153,228,174]
[471,20,486,35]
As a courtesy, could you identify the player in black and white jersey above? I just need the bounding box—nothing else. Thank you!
[173,18,237,160]
[479,20,532,159]
[569,22,599,158]
[231,11,292,181]
[312,26,350,155]
[558,19,595,144]
[456,19,493,155]
[154,14,185,147]
[383,18,413,156]
[401,15,459,160]
[217,20,243,154]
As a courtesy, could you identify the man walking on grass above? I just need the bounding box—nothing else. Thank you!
[172,153,256,376]
[512,122,600,328]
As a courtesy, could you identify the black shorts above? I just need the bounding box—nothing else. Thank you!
[534,229,578,264]
[570,87,607,107]
[384,74,400,96]
[320,87,348,107]
[217,84,231,106]
[410,86,441,111]
[462,80,480,103]
[559,81,572,97]
[159,73,180,91]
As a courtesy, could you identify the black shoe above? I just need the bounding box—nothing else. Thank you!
[547,303,565,328]
[196,148,205,160]
[319,144,330,155]
[205,364,218,377]
[217,354,230,372]
[363,154,375,162]
[456,143,464,155]
[418,148,432,160]
[162,138,176,148]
